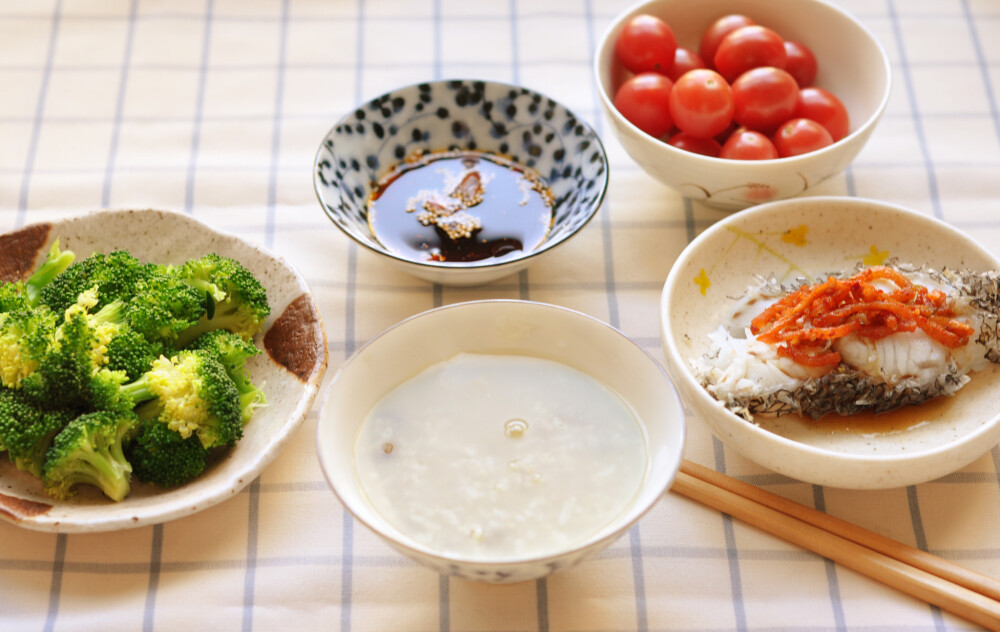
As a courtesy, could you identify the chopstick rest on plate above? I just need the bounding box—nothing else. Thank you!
[672,461,1000,630]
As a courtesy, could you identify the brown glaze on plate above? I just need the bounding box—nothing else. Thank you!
[0,493,52,520]
[0,222,52,283]
[265,293,326,383]
[0,209,329,532]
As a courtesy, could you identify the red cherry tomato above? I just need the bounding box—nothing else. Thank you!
[667,132,722,157]
[720,129,778,160]
[731,67,799,133]
[714,120,740,144]
[669,69,734,139]
[794,86,850,141]
[615,14,678,75]
[773,118,833,157]
[666,47,706,82]
[784,40,818,87]
[699,14,755,69]
[714,25,787,83]
[614,72,675,138]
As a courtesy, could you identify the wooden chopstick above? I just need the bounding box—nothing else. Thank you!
[679,460,1000,601]
[672,460,1000,630]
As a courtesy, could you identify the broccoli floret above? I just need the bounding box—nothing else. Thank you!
[41,410,138,502]
[0,282,31,314]
[88,367,136,414]
[125,265,205,347]
[104,325,164,381]
[38,251,206,349]
[186,330,266,423]
[19,290,131,411]
[127,418,209,488]
[174,254,270,345]
[19,309,99,408]
[23,240,76,308]
[0,389,74,477]
[0,305,58,389]
[0,243,74,386]
[38,249,148,313]
[72,294,164,381]
[121,349,242,449]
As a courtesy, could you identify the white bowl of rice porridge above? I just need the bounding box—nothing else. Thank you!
[316,300,685,582]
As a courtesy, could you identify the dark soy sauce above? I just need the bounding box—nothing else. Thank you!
[368,151,555,263]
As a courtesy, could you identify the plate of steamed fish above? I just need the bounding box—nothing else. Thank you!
[661,197,1000,489]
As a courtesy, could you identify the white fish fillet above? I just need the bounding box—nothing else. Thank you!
[691,263,1000,421]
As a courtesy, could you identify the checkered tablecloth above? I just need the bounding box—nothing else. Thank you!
[2,1,999,630]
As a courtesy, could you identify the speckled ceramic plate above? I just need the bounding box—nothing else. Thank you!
[661,197,1000,489]
[0,209,328,532]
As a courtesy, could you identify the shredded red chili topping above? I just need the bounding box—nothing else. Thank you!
[749,267,975,367]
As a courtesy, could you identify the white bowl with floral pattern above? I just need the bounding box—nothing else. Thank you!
[595,0,891,210]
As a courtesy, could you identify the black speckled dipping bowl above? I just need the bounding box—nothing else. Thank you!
[313,79,609,286]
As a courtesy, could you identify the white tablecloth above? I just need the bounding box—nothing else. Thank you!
[1,1,999,630]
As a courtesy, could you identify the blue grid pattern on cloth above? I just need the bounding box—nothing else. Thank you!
[0,1,999,631]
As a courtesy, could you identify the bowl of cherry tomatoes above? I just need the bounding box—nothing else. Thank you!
[594,0,891,210]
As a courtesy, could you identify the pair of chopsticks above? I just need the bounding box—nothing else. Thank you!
[671,460,1000,630]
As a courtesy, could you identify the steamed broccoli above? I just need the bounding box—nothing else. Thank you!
[21,240,77,308]
[1,241,78,315]
[126,266,207,347]
[18,290,132,411]
[0,282,28,314]
[0,241,270,501]
[127,418,209,488]
[174,254,270,345]
[121,349,242,449]
[64,291,164,381]
[104,324,164,381]
[41,410,138,501]
[186,330,266,423]
[38,251,207,349]
[0,389,75,477]
[0,278,34,315]
[37,250,150,314]
[0,247,76,389]
[0,304,58,389]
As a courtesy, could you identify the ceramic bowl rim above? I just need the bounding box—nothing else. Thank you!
[661,196,1000,468]
[312,79,610,272]
[316,299,685,568]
